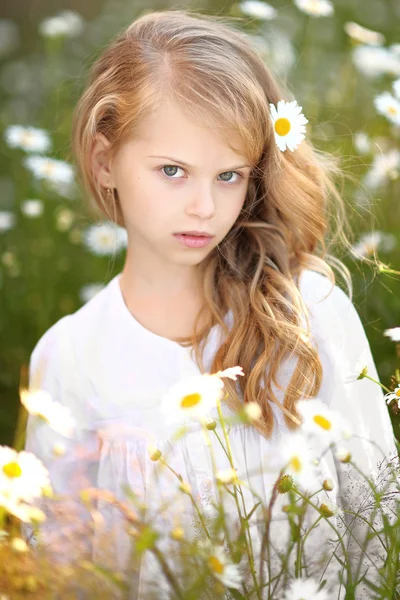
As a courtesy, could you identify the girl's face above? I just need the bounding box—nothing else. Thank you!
[92,98,251,272]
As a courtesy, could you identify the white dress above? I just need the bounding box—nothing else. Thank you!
[24,269,398,599]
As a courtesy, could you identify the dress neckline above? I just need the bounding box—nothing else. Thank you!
[110,273,222,351]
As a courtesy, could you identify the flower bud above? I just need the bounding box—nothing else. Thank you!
[322,478,334,491]
[319,503,335,518]
[179,482,192,495]
[171,527,184,541]
[205,420,217,431]
[335,447,351,463]
[357,366,368,380]
[277,474,293,494]
[148,446,162,462]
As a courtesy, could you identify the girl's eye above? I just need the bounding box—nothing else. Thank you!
[160,165,243,184]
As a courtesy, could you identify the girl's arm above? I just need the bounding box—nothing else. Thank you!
[302,271,398,592]
[23,316,100,563]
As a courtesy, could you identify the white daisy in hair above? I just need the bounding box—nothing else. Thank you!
[240,0,277,20]
[344,22,385,46]
[20,199,44,218]
[197,539,243,589]
[79,282,105,304]
[283,577,329,600]
[39,10,84,39]
[385,385,400,409]
[83,221,128,256]
[296,398,351,443]
[374,91,400,126]
[24,155,75,186]
[0,211,15,233]
[0,445,51,505]
[20,388,75,438]
[4,125,51,153]
[293,0,334,17]
[269,100,308,152]
[384,327,400,342]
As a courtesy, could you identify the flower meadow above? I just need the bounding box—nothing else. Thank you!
[0,1,399,598]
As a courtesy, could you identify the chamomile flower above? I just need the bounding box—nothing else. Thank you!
[0,446,51,505]
[83,221,128,256]
[393,78,400,100]
[39,10,84,38]
[344,22,385,46]
[20,199,44,218]
[363,150,400,189]
[350,231,396,259]
[293,0,334,17]
[198,540,242,589]
[296,399,351,443]
[343,347,371,383]
[0,211,15,233]
[318,500,343,518]
[352,45,400,78]
[374,91,400,126]
[24,155,75,186]
[216,468,240,485]
[161,367,244,424]
[240,0,277,20]
[283,577,328,600]
[385,385,400,409]
[269,100,308,152]
[20,389,75,438]
[79,283,105,304]
[384,327,400,342]
[353,131,372,155]
[4,125,51,153]
[278,433,319,492]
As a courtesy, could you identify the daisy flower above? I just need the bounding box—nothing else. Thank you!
[55,207,74,232]
[4,125,51,153]
[0,446,51,505]
[161,367,244,424]
[296,399,351,444]
[293,0,334,17]
[350,231,396,259]
[240,1,277,20]
[20,389,75,438]
[269,100,308,152]
[0,211,15,233]
[318,499,343,518]
[283,577,328,600]
[20,199,44,218]
[344,22,385,46]
[278,433,320,492]
[39,10,84,38]
[0,498,46,524]
[79,283,105,304]
[384,327,400,342]
[374,91,400,126]
[385,385,400,409]
[24,155,75,186]
[198,540,242,589]
[363,150,400,190]
[343,347,371,384]
[353,131,372,155]
[352,45,400,78]
[83,221,128,256]
[393,78,400,100]
[216,468,239,485]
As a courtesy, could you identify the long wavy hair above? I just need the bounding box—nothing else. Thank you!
[71,9,353,439]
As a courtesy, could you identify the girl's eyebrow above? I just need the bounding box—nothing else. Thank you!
[147,155,252,170]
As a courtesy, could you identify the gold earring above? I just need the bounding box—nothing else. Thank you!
[106,187,113,200]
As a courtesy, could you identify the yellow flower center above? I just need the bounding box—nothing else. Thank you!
[43,161,55,175]
[3,461,22,478]
[313,414,332,430]
[396,389,400,397]
[274,118,291,137]
[290,456,302,472]
[209,555,224,574]
[388,106,398,116]
[180,393,202,409]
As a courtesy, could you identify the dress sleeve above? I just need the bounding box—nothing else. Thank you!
[23,316,101,563]
[303,272,399,593]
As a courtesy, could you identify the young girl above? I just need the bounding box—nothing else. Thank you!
[24,9,397,599]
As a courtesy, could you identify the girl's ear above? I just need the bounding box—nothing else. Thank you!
[91,133,114,189]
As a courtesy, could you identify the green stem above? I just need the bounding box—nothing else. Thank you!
[362,374,392,394]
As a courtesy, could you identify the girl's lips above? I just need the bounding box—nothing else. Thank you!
[173,233,214,248]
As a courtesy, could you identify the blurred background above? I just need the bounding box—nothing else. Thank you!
[0,0,399,446]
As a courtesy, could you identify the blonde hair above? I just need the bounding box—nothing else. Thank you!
[71,9,353,439]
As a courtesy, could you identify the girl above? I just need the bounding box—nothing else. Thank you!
[24,9,397,599]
